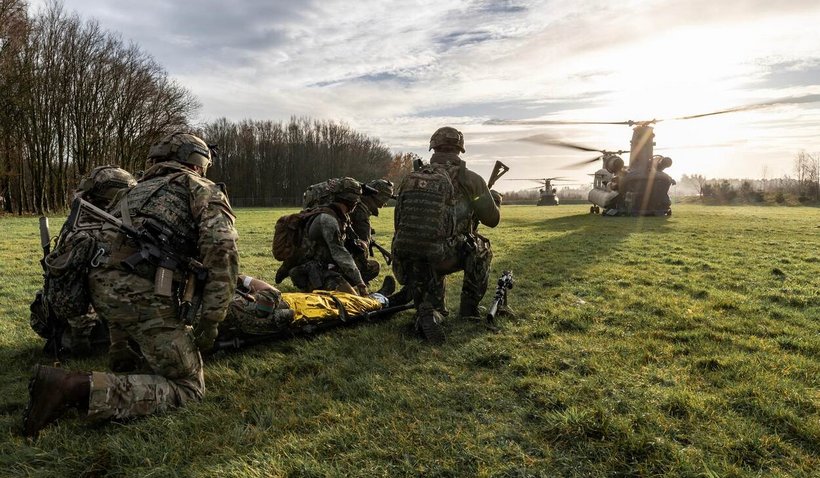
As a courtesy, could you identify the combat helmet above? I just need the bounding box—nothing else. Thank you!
[147,132,212,174]
[429,126,465,153]
[76,165,137,208]
[366,179,395,207]
[331,177,363,205]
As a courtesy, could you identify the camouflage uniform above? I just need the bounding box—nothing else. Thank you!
[219,276,293,338]
[288,178,366,294]
[393,129,499,331]
[289,205,364,293]
[86,148,238,420]
[349,179,394,285]
[219,275,393,345]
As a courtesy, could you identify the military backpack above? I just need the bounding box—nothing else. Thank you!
[272,206,346,262]
[42,229,99,320]
[393,162,464,263]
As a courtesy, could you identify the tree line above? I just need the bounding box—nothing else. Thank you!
[0,1,406,214]
[0,0,198,214]
[201,118,411,207]
[678,153,820,203]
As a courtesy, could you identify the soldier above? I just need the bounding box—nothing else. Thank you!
[349,179,394,285]
[30,165,136,358]
[23,132,239,437]
[285,177,370,296]
[392,126,501,343]
[217,272,398,345]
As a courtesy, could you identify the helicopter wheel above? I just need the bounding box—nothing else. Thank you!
[590,206,595,214]
[667,208,672,216]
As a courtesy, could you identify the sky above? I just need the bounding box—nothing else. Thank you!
[34,0,820,191]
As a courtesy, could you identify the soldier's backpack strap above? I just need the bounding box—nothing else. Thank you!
[119,194,133,228]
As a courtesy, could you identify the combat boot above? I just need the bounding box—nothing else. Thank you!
[386,286,412,307]
[416,304,445,345]
[458,298,485,322]
[375,275,396,296]
[23,365,90,438]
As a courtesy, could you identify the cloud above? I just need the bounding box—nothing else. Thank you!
[32,0,820,183]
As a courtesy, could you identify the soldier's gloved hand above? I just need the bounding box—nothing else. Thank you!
[490,189,503,207]
[193,320,220,352]
[355,283,369,296]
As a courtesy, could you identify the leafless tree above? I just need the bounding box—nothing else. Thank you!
[1,1,198,213]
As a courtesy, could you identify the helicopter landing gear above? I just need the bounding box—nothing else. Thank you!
[666,208,672,216]
[589,205,601,214]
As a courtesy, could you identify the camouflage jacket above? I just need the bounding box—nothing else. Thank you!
[350,200,375,246]
[430,152,500,234]
[101,161,240,325]
[303,205,364,286]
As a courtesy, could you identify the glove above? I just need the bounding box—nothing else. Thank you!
[355,283,369,296]
[490,189,503,207]
[193,320,220,352]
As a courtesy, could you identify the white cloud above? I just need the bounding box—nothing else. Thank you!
[32,0,820,185]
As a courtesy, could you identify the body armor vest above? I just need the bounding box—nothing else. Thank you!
[116,172,199,258]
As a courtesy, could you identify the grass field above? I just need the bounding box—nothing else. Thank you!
[1,204,818,477]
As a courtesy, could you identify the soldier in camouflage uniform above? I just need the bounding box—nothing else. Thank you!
[23,132,239,437]
[219,272,397,343]
[30,165,136,357]
[349,179,394,285]
[286,177,370,296]
[392,127,501,343]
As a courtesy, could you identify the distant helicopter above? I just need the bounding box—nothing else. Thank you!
[487,94,820,216]
[507,177,569,206]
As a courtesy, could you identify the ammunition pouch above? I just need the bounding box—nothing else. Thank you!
[106,238,187,297]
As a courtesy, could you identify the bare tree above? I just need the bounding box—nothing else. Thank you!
[1,0,199,213]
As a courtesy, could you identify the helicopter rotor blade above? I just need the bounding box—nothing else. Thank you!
[507,177,570,182]
[487,118,633,126]
[666,94,820,121]
[488,94,820,128]
[518,135,603,152]
[563,155,604,168]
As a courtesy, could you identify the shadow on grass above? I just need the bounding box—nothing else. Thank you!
[497,211,672,287]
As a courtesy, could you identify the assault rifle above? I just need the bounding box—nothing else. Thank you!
[369,239,392,265]
[487,160,510,190]
[486,270,513,324]
[38,216,63,362]
[65,197,209,322]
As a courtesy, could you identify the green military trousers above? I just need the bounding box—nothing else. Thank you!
[86,268,204,420]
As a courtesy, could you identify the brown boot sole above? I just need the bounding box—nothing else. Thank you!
[418,314,445,345]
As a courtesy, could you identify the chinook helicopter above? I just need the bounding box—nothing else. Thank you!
[487,94,820,216]
[518,127,677,216]
[506,177,569,205]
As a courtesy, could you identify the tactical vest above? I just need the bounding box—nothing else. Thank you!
[117,172,199,258]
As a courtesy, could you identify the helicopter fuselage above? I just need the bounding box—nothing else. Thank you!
[588,125,673,216]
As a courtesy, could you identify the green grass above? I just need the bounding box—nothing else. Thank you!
[1,204,819,477]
